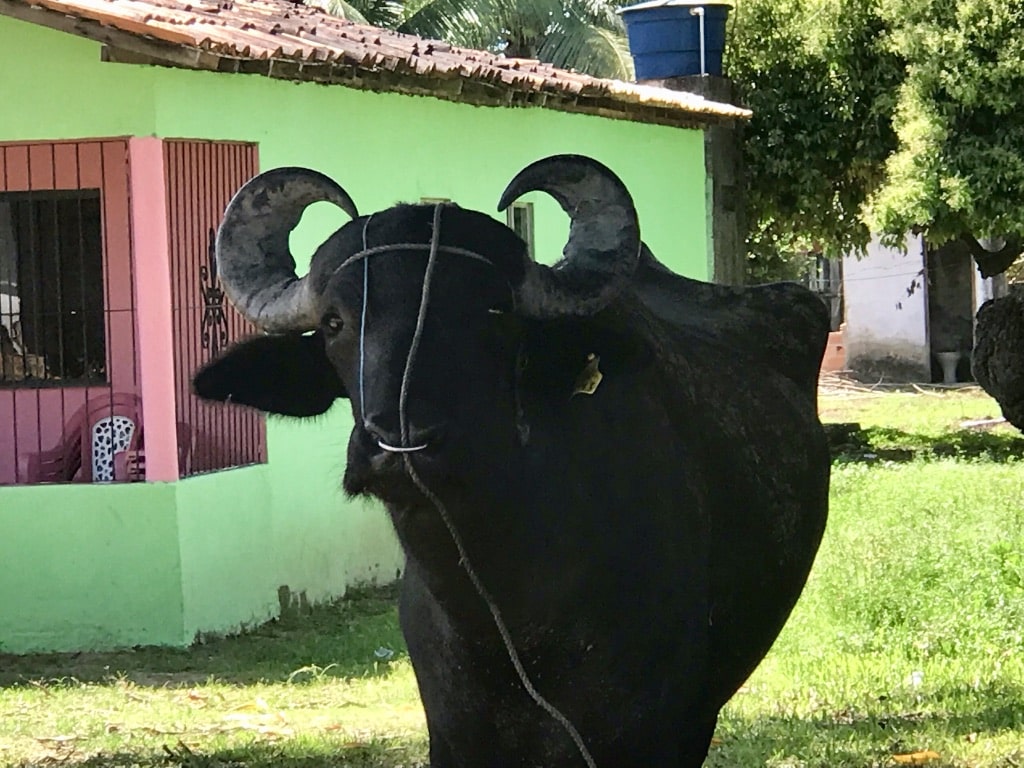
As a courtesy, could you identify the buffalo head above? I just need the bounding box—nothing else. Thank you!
[193,156,648,506]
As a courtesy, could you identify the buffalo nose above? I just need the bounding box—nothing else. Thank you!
[363,416,442,451]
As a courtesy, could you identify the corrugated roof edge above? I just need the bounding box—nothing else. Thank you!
[0,0,752,128]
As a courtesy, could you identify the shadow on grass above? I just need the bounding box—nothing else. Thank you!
[825,423,1024,464]
[709,681,1024,767]
[16,738,428,768]
[0,585,407,689]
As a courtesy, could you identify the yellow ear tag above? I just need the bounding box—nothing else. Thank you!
[573,353,603,397]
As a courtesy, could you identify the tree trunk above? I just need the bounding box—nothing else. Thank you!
[973,288,1024,430]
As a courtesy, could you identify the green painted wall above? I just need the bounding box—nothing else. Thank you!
[263,415,404,593]
[0,463,398,653]
[175,461,401,643]
[175,466,279,642]
[150,68,705,274]
[0,484,183,653]
[0,12,710,652]
[0,18,157,138]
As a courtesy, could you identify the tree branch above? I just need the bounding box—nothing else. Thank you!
[960,233,1023,278]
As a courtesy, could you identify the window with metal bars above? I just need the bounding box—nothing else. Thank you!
[0,190,106,386]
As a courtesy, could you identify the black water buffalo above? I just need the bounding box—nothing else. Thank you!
[194,155,830,767]
[974,289,1024,430]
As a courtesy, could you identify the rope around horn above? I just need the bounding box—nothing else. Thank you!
[383,204,598,768]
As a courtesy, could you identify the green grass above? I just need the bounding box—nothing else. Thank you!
[709,459,1024,768]
[2,387,1023,767]
[819,386,1006,432]
[821,386,1024,464]
[0,588,427,767]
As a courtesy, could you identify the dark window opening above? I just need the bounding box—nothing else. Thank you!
[506,202,535,261]
[804,254,844,331]
[0,190,106,387]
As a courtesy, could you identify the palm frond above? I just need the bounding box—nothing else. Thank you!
[400,0,502,48]
[399,0,632,78]
[310,0,404,27]
[539,17,632,78]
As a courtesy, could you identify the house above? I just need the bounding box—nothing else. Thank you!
[842,235,1005,383]
[0,0,747,653]
[798,254,846,373]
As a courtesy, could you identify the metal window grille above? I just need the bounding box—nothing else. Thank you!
[0,189,106,385]
[165,140,265,476]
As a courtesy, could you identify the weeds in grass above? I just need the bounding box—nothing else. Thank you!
[286,665,339,685]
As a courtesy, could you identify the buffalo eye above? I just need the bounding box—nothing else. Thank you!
[322,313,345,335]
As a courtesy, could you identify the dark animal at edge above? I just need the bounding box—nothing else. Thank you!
[192,155,831,767]
[973,289,1024,431]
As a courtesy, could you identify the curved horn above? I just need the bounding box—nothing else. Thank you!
[498,155,640,317]
[216,167,358,333]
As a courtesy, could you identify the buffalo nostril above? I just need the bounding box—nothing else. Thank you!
[363,416,401,447]
[363,417,442,452]
[410,424,444,445]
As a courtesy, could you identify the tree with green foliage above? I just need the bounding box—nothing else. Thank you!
[728,0,1024,280]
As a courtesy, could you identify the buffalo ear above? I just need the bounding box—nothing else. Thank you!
[193,332,347,417]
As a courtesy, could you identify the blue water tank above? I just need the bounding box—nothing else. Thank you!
[619,0,732,80]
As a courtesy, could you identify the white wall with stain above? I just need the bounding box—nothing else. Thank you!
[842,234,930,379]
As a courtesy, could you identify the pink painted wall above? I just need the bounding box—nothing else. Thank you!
[128,137,179,482]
